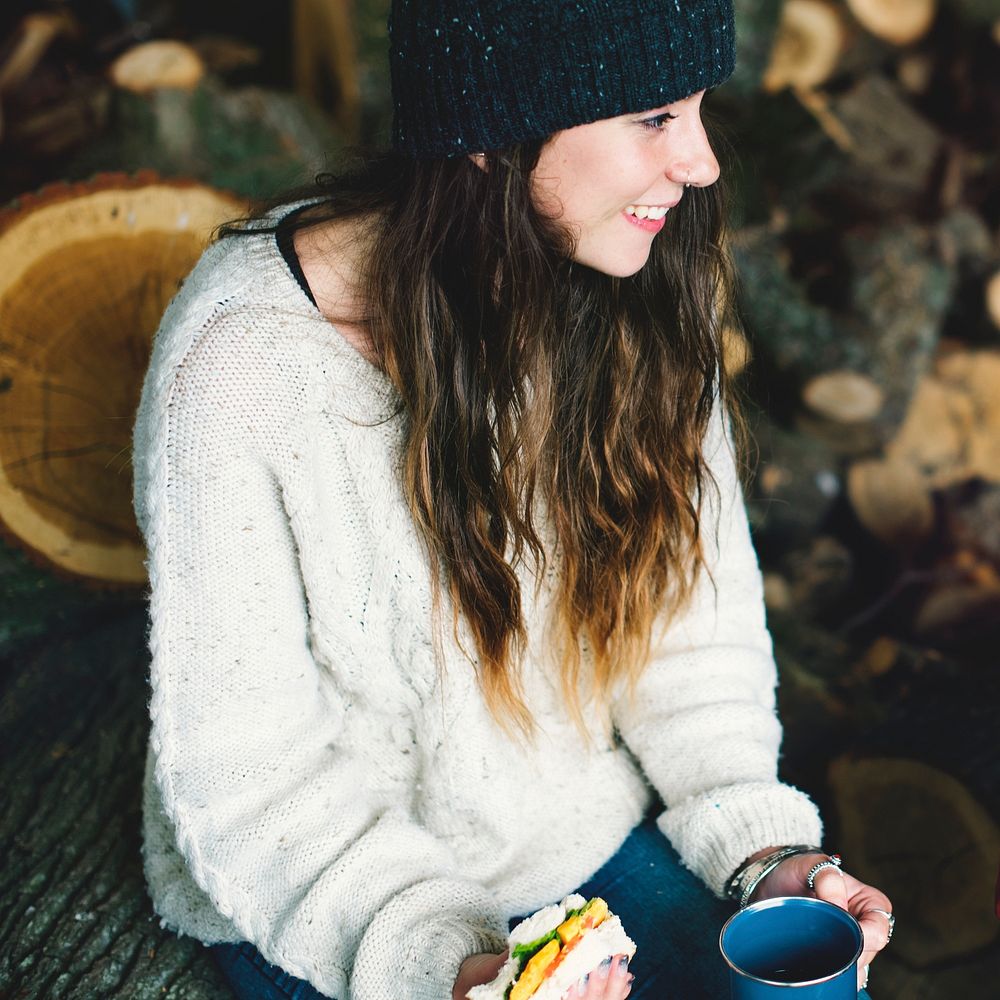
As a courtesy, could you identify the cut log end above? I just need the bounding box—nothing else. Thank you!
[829,755,1000,966]
[722,325,751,377]
[802,370,885,423]
[896,52,933,94]
[762,0,848,93]
[986,271,1000,331]
[109,40,206,94]
[847,458,934,545]
[846,0,937,46]
[0,175,246,586]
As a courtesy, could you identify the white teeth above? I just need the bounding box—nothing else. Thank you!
[626,205,670,220]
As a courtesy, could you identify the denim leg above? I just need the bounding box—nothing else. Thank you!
[571,814,732,1000]
[209,941,335,1000]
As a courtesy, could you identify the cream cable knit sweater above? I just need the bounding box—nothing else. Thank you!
[132,200,822,1000]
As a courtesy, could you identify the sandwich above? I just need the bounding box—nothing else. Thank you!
[467,894,637,1000]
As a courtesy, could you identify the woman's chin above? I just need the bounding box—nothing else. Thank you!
[574,246,653,278]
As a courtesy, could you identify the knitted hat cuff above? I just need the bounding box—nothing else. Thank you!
[390,0,735,158]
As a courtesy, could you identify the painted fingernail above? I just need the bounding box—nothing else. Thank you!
[597,957,612,980]
[618,956,630,973]
[577,973,589,992]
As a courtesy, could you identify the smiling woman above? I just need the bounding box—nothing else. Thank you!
[130,3,892,1000]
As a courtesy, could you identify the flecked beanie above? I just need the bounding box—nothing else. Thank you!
[389,0,736,158]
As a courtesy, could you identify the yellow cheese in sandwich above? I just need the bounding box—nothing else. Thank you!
[509,939,561,1000]
[557,898,610,946]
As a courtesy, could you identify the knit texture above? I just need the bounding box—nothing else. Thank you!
[132,199,822,1000]
[390,0,736,157]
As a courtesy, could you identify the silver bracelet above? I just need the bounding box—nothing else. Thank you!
[726,845,823,909]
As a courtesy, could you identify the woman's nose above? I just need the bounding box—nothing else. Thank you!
[666,116,720,189]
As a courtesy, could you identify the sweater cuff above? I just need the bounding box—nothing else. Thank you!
[658,782,823,899]
[352,879,509,1000]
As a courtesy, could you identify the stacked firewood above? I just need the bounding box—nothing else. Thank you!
[0,2,349,204]
[726,2,1000,992]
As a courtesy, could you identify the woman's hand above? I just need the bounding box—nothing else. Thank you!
[452,952,634,1000]
[563,954,634,999]
[752,853,894,991]
[453,952,508,1000]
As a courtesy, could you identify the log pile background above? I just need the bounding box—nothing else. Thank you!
[1,0,999,997]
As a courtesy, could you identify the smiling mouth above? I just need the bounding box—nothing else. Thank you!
[624,202,680,220]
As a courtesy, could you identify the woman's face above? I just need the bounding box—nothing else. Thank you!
[530,90,720,277]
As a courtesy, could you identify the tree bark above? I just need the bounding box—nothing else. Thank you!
[0,607,231,999]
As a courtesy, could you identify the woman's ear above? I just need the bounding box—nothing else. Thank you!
[468,152,488,172]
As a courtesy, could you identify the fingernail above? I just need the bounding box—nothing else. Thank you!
[577,974,589,992]
[597,957,612,980]
[618,956,630,973]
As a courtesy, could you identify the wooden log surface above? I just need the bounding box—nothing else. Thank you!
[0,538,135,661]
[745,409,844,558]
[0,176,246,587]
[762,0,849,94]
[825,74,944,213]
[838,223,954,430]
[0,605,230,998]
[727,0,785,96]
[109,41,206,94]
[771,619,1000,996]
[846,0,937,46]
[830,755,1000,967]
[67,79,343,201]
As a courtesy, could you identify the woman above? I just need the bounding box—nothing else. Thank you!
[132,2,893,998]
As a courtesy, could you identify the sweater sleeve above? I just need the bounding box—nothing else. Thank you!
[611,396,823,899]
[135,315,508,1000]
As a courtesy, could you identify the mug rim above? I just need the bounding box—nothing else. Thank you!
[719,895,865,989]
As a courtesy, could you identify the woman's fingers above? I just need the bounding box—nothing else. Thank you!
[564,953,633,999]
[809,866,894,992]
[813,870,892,992]
[855,905,893,988]
[810,865,849,910]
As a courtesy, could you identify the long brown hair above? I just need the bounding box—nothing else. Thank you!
[219,126,748,740]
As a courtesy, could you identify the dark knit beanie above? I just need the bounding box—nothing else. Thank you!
[389,0,736,158]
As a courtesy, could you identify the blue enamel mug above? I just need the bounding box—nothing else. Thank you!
[719,897,864,998]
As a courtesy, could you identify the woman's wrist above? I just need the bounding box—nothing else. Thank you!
[725,844,824,908]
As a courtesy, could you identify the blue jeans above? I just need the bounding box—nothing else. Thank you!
[209,815,873,999]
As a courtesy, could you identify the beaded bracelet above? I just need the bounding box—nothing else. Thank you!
[725,845,824,909]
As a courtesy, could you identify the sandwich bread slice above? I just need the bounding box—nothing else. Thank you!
[467,894,636,1000]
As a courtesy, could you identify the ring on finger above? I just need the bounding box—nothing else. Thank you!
[864,906,895,942]
[805,854,843,890]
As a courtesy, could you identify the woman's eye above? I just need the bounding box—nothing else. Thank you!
[640,112,678,132]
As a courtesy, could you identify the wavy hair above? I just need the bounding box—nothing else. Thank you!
[219,126,747,740]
